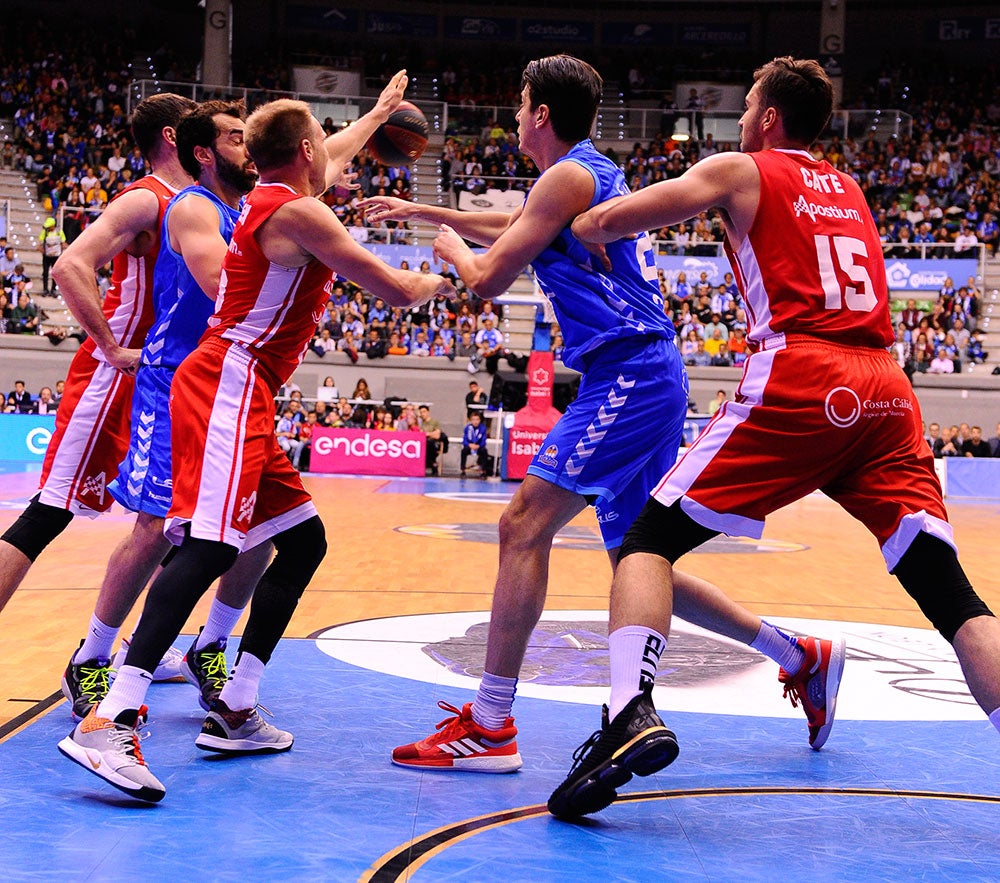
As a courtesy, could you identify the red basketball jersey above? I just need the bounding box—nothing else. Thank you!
[81,174,178,363]
[725,149,893,349]
[208,183,334,386]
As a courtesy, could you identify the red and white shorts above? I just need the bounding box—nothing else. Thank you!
[654,336,953,571]
[164,338,316,551]
[38,348,134,516]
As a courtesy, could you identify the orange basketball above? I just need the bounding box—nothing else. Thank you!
[366,101,429,166]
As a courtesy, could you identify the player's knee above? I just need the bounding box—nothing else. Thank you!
[498,489,558,548]
[618,499,718,565]
[177,536,240,580]
[892,532,993,643]
[1,499,74,562]
[272,515,327,582]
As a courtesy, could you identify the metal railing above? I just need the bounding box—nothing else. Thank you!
[128,79,449,136]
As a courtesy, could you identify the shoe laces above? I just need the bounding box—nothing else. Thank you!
[77,662,111,701]
[568,728,605,774]
[195,648,229,690]
[108,710,150,765]
[782,681,803,710]
[433,700,464,728]
[426,700,470,742]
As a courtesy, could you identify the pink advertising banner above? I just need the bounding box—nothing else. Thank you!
[505,350,562,480]
[310,427,426,477]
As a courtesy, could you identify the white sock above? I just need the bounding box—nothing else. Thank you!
[77,614,120,663]
[750,621,805,674]
[218,651,265,711]
[96,665,152,720]
[608,625,666,720]
[195,599,244,650]
[989,706,1000,735]
[471,672,518,730]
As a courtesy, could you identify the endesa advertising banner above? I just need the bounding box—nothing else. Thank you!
[309,427,425,477]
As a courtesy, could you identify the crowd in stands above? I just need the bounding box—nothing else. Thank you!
[307,270,509,371]
[925,421,1000,459]
[890,279,989,377]
[2,19,997,376]
[4,378,63,413]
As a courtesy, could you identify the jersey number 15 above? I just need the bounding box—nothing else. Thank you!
[814,234,877,313]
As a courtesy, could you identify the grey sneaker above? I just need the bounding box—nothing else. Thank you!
[195,699,294,754]
[111,638,186,682]
[180,630,229,711]
[57,705,165,803]
[61,641,113,721]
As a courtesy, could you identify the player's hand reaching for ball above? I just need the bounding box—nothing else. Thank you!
[359,195,415,223]
[374,70,408,120]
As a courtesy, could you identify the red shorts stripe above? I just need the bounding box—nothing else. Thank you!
[38,349,134,516]
[165,339,314,550]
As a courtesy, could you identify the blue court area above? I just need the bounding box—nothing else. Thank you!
[4,634,1000,882]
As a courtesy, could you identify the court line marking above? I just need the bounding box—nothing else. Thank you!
[0,690,64,744]
[359,786,1000,882]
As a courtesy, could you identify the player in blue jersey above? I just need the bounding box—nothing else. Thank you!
[58,101,269,726]
[361,55,844,773]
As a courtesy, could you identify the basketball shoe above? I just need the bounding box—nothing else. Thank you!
[391,701,522,772]
[195,699,294,754]
[61,642,113,721]
[778,635,846,750]
[548,689,679,820]
[179,630,229,711]
[57,705,165,803]
[111,638,186,683]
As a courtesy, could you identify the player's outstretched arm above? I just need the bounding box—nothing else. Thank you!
[359,195,511,247]
[324,70,408,189]
[50,187,161,372]
[267,197,455,309]
[571,152,758,247]
[433,160,595,299]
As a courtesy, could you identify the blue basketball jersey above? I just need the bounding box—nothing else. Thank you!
[142,185,242,368]
[529,140,674,372]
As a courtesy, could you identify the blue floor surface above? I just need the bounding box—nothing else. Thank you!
[4,636,1000,882]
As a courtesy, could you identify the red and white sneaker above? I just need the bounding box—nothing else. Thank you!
[391,701,523,773]
[779,635,846,750]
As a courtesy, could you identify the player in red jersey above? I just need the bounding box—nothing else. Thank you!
[549,56,1000,819]
[0,93,196,617]
[61,75,454,802]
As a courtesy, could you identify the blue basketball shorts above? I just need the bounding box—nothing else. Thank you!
[107,364,175,517]
[526,336,689,549]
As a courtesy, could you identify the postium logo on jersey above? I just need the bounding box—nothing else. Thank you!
[313,431,421,460]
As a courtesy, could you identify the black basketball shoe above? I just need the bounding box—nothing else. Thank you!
[548,689,679,820]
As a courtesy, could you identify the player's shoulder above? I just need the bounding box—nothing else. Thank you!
[101,181,165,232]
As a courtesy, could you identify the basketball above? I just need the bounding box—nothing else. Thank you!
[366,101,429,166]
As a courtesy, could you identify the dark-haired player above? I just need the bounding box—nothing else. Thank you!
[549,56,1000,819]
[56,100,268,733]
[60,73,453,802]
[0,94,195,620]
[363,55,842,774]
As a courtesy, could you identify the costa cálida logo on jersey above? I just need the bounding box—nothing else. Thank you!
[824,386,861,428]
